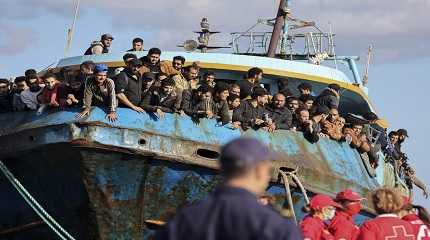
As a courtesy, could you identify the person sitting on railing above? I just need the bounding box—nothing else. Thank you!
[315,83,341,110]
[227,94,241,128]
[127,37,144,52]
[76,64,117,122]
[140,47,162,75]
[37,73,64,114]
[238,67,263,99]
[21,73,44,111]
[301,95,315,111]
[297,82,313,102]
[293,107,320,143]
[115,59,146,113]
[11,76,28,111]
[321,108,343,141]
[84,33,113,55]
[200,71,216,88]
[0,79,12,113]
[277,78,293,98]
[141,78,178,119]
[212,83,230,124]
[232,87,272,131]
[266,93,293,130]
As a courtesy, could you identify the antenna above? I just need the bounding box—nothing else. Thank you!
[65,0,81,57]
[362,44,373,86]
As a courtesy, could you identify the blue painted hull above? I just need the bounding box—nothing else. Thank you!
[0,108,404,239]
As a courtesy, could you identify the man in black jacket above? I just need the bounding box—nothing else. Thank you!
[233,87,271,130]
[315,83,341,110]
[293,107,320,143]
[0,79,12,113]
[84,33,113,55]
[267,93,293,130]
[141,78,177,118]
[237,67,263,99]
[115,59,145,113]
[155,137,302,240]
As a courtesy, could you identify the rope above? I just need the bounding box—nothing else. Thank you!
[280,168,311,224]
[280,171,297,224]
[0,160,76,240]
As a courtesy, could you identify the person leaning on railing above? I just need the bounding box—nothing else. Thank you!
[76,64,117,122]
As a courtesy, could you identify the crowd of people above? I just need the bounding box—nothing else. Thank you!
[0,34,425,195]
[155,137,430,240]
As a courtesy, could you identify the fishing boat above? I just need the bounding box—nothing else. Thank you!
[0,1,411,239]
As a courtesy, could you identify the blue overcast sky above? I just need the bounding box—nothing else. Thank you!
[0,0,429,207]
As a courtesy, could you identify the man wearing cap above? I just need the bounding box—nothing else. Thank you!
[300,194,341,240]
[328,189,364,240]
[315,83,341,110]
[77,64,118,122]
[84,34,114,55]
[155,137,301,240]
[115,59,145,113]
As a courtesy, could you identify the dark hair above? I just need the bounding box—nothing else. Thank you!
[215,82,229,94]
[203,71,215,79]
[298,82,312,91]
[296,106,309,115]
[414,205,430,228]
[302,95,315,102]
[161,78,175,87]
[197,84,213,94]
[247,67,263,79]
[363,112,379,121]
[328,83,341,92]
[122,53,137,63]
[173,56,185,64]
[24,69,37,77]
[277,78,289,89]
[0,78,9,84]
[132,37,143,44]
[287,96,299,103]
[42,72,57,80]
[14,76,26,84]
[148,47,161,56]
[228,94,240,102]
[188,62,200,71]
[80,60,95,71]
[314,105,330,115]
[388,131,399,138]
[251,87,268,99]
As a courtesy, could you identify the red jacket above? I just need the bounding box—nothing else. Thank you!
[402,214,430,240]
[300,215,334,240]
[328,211,359,240]
[357,214,415,240]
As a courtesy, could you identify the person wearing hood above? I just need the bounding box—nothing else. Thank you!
[300,194,341,240]
[315,83,341,110]
[328,189,364,240]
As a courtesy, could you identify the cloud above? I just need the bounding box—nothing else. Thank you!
[1,0,429,62]
[0,24,36,56]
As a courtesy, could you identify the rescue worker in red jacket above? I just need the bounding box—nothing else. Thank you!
[399,197,430,240]
[357,187,415,240]
[328,189,363,240]
[300,194,341,240]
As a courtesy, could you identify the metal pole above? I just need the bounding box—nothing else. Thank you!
[65,0,81,57]
[267,0,287,58]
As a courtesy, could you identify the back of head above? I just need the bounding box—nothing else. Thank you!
[371,187,403,214]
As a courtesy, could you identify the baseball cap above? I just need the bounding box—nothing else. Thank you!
[335,189,365,202]
[220,138,277,171]
[101,33,114,40]
[94,64,108,73]
[310,194,342,210]
[397,129,409,137]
